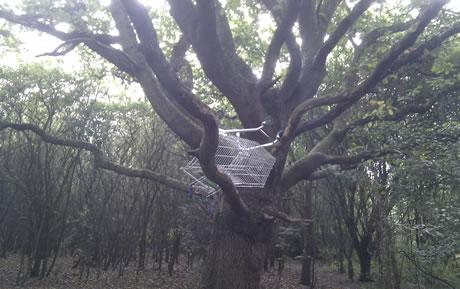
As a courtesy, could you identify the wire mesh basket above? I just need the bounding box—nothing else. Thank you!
[182,124,277,197]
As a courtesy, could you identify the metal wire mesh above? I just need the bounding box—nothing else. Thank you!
[182,134,276,196]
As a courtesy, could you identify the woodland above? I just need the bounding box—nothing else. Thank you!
[0,0,459,289]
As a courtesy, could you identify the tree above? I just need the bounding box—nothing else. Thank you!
[1,0,460,288]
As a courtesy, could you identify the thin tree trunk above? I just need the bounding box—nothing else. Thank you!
[300,187,314,286]
[168,230,180,276]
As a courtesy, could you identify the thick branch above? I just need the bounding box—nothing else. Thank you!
[0,121,187,191]
[280,148,398,192]
[279,152,329,192]
[294,102,350,136]
[299,0,342,65]
[121,0,250,217]
[110,0,202,146]
[259,0,301,86]
[168,0,265,129]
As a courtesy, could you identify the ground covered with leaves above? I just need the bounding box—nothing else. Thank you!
[0,255,384,289]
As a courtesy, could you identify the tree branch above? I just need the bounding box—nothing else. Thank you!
[261,206,312,226]
[0,121,188,191]
[121,0,250,217]
[348,100,437,130]
[324,149,400,166]
[170,35,193,89]
[279,0,449,148]
[259,0,301,86]
[279,148,399,192]
[35,40,80,57]
[168,0,265,129]
[355,0,449,95]
[389,21,460,73]
[299,0,342,65]
[0,9,137,75]
[110,0,203,147]
[354,20,413,62]
[310,0,374,73]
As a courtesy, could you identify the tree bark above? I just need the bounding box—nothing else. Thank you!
[201,195,272,289]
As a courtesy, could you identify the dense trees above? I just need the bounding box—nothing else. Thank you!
[0,0,460,289]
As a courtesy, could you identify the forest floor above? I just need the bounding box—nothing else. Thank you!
[0,255,383,289]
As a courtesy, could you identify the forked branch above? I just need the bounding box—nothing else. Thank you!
[279,0,449,148]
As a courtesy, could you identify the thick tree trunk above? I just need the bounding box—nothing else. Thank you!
[201,223,266,289]
[201,194,273,289]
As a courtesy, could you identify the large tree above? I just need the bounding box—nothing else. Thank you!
[1,0,460,288]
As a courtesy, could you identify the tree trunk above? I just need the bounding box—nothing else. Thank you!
[357,246,372,281]
[30,256,41,277]
[300,187,314,286]
[336,222,345,274]
[201,195,272,289]
[138,230,147,269]
[343,241,354,280]
[168,230,180,276]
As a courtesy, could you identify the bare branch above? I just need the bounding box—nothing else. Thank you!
[310,0,374,72]
[279,152,330,192]
[36,40,79,57]
[0,121,188,191]
[0,9,137,75]
[110,0,145,65]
